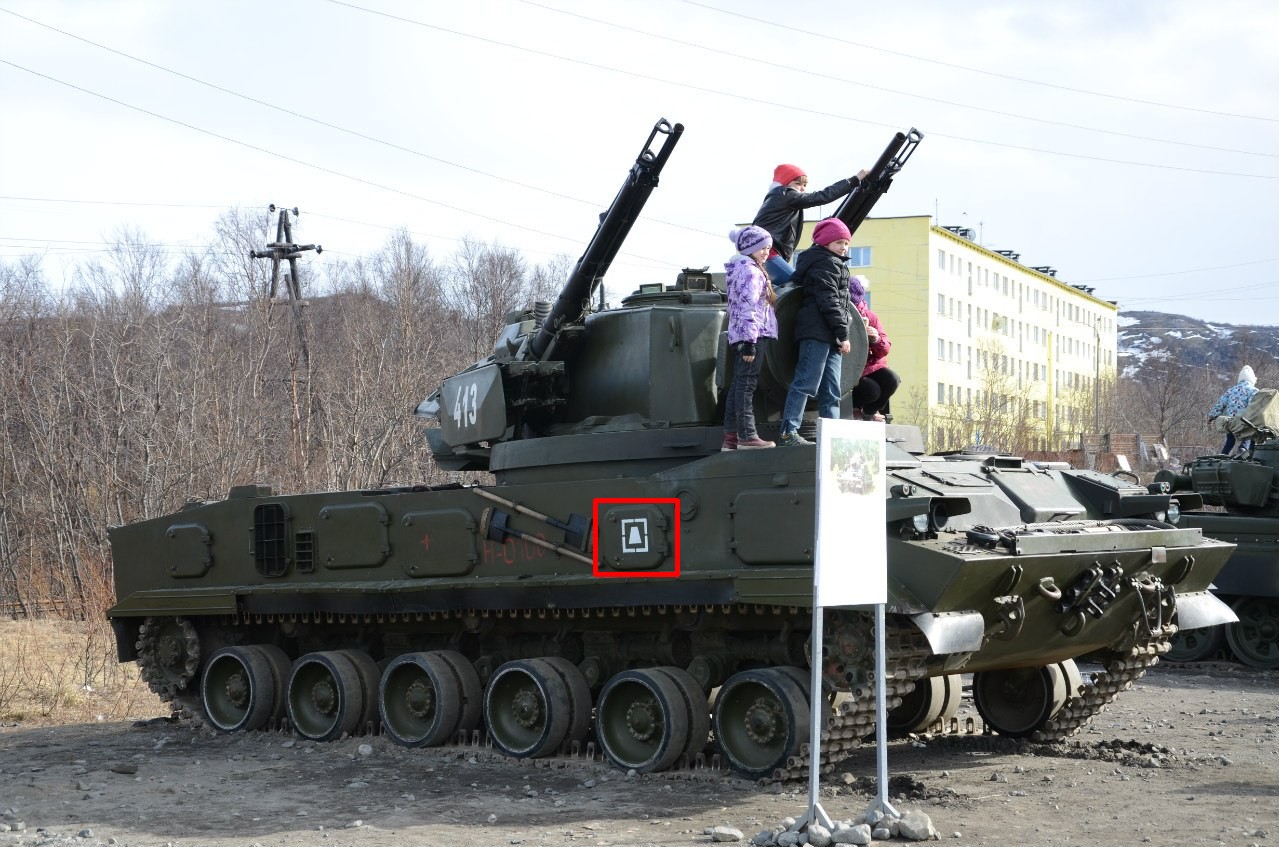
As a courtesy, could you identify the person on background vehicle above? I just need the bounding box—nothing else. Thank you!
[722,225,779,451]
[777,218,855,447]
[848,274,898,422]
[752,163,868,286]
[1208,365,1259,455]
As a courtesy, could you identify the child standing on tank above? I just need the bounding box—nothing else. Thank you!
[722,226,779,451]
[752,163,868,286]
[777,218,855,447]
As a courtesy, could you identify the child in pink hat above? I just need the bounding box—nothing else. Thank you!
[777,218,857,446]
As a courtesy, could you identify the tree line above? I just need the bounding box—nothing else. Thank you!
[0,210,565,619]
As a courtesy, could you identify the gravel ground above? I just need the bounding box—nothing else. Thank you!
[1,662,1276,847]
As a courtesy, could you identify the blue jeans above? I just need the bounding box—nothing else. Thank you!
[781,338,842,435]
[765,255,794,286]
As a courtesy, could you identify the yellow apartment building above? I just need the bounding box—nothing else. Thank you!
[802,215,1118,452]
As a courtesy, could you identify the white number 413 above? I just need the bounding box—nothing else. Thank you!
[452,381,479,428]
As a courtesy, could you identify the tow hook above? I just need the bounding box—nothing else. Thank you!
[1054,561,1125,636]
[1130,573,1175,638]
[992,595,1025,641]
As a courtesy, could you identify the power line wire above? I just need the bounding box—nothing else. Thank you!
[0,199,681,271]
[0,6,721,241]
[1073,258,1278,283]
[320,0,1277,179]
[515,0,1276,158]
[0,58,615,248]
[678,0,1279,124]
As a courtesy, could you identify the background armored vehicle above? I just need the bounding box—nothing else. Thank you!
[1157,389,1279,668]
[108,119,1236,780]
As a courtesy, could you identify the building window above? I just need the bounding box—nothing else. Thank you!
[937,382,945,403]
[937,293,945,315]
[937,338,945,360]
[848,246,872,266]
[937,248,945,269]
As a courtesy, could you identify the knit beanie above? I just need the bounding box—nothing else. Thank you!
[849,274,870,304]
[730,225,772,256]
[772,163,806,187]
[812,218,852,247]
[1239,365,1257,386]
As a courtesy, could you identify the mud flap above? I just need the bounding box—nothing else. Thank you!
[911,610,985,655]
[1174,590,1239,630]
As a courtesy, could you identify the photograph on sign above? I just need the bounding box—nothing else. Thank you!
[814,418,887,607]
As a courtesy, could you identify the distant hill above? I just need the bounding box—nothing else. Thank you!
[1117,311,1279,380]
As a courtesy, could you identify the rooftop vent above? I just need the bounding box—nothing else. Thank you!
[994,249,1021,262]
[942,225,977,241]
[1031,265,1057,277]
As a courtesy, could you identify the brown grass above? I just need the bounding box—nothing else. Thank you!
[0,619,167,725]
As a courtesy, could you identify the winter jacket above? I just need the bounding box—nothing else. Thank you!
[790,244,850,347]
[725,255,778,344]
[857,301,891,376]
[751,177,858,262]
[1208,379,1258,420]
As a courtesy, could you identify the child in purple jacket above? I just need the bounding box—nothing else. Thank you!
[722,226,779,451]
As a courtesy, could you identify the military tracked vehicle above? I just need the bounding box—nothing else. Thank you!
[108,119,1237,781]
[1157,389,1279,668]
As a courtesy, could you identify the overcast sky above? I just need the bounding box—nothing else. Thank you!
[2,0,1276,326]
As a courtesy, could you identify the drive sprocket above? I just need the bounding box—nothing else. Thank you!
[136,616,201,700]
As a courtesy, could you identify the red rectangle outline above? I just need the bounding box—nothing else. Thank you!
[591,498,681,578]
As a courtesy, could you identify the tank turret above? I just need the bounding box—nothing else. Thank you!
[106,120,1238,780]
[417,119,683,472]
[1155,389,1279,667]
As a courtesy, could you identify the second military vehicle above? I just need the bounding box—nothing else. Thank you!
[1158,389,1279,668]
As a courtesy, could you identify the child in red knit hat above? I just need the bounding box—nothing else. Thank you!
[751,162,868,286]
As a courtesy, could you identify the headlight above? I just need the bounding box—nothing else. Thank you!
[929,501,950,532]
[911,513,931,533]
[1166,502,1181,524]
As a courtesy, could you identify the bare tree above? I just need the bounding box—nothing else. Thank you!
[1115,356,1217,450]
[447,238,532,362]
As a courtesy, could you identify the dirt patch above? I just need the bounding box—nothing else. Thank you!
[1,639,1276,847]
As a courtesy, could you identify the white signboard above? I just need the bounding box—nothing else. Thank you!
[814,418,887,607]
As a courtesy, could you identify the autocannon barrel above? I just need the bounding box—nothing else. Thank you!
[529,118,683,361]
[833,127,923,238]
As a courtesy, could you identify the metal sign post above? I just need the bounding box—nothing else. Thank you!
[800,418,887,832]
[868,602,899,820]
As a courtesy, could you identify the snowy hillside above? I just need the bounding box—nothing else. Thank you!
[1116,311,1279,380]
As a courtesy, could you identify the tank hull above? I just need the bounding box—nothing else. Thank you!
[109,440,1236,771]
